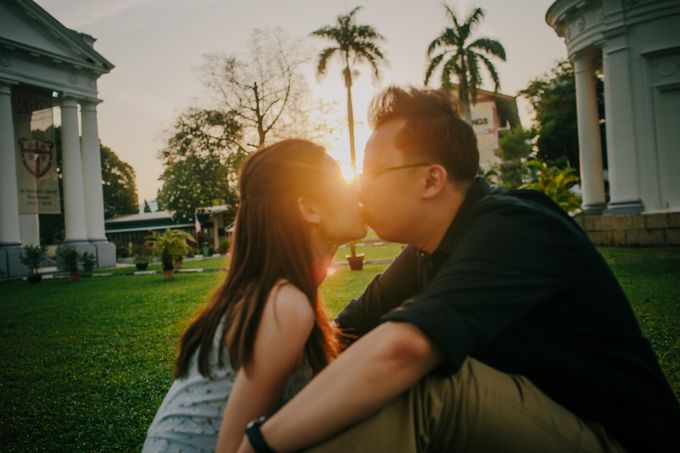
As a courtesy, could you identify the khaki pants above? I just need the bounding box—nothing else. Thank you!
[307,359,626,453]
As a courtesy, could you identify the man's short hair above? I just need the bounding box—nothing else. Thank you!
[368,86,480,183]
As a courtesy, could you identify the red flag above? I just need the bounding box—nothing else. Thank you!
[194,213,202,234]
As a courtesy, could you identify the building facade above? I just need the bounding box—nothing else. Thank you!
[547,0,680,215]
[1,0,115,276]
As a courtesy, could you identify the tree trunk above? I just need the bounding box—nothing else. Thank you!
[343,64,357,259]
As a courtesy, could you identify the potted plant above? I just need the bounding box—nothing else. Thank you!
[58,247,81,281]
[146,230,194,280]
[81,252,96,275]
[132,244,151,270]
[346,241,365,271]
[20,244,45,284]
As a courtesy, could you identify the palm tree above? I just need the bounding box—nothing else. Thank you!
[424,5,506,122]
[312,6,387,264]
[311,6,387,174]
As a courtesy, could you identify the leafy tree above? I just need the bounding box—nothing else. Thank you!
[156,153,237,222]
[424,5,506,121]
[311,6,387,172]
[495,127,534,189]
[101,145,138,219]
[519,59,605,170]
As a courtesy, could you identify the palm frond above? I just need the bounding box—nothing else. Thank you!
[316,46,339,76]
[464,7,485,29]
[352,24,385,41]
[443,4,461,30]
[424,52,445,85]
[468,38,506,60]
[466,52,480,103]
[478,54,501,92]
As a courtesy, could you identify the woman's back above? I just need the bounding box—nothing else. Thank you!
[143,319,311,452]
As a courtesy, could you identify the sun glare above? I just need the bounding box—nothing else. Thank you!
[311,75,375,183]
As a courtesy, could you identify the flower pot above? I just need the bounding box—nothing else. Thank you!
[163,270,175,280]
[135,262,149,271]
[69,273,81,282]
[27,273,42,284]
[346,253,365,271]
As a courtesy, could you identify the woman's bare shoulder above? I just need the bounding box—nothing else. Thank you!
[266,279,315,331]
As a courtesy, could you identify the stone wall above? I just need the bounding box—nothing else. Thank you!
[573,212,680,246]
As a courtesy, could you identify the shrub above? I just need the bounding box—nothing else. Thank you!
[81,252,97,274]
[145,230,194,272]
[521,160,581,214]
[217,239,230,254]
[58,247,80,274]
[20,244,45,276]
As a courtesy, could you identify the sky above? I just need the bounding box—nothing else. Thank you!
[34,0,567,203]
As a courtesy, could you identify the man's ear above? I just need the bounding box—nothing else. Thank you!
[297,196,322,225]
[422,164,449,199]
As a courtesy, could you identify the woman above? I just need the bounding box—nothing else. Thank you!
[143,139,366,453]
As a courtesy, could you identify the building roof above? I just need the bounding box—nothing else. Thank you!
[106,210,174,224]
[105,210,194,234]
[0,0,114,74]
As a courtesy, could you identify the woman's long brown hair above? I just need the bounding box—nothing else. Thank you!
[174,139,338,379]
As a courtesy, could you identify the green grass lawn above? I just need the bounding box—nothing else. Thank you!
[1,245,678,452]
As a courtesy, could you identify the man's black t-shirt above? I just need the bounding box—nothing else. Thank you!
[336,179,680,452]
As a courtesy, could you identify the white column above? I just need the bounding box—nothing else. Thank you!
[602,35,643,215]
[60,96,88,242]
[0,83,22,246]
[80,100,106,241]
[573,52,606,214]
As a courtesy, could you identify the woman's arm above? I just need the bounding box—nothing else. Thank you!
[215,283,314,453]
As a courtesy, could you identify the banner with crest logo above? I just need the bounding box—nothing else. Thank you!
[14,93,61,215]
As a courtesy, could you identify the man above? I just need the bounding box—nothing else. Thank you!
[237,87,680,452]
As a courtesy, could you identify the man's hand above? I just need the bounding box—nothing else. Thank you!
[252,321,442,451]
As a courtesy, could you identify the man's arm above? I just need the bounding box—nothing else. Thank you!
[335,245,421,339]
[236,321,441,452]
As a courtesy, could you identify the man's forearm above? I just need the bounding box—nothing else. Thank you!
[250,322,441,452]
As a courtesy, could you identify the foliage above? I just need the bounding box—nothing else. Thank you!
[81,252,97,274]
[217,239,230,254]
[495,127,534,190]
[145,230,194,271]
[20,244,45,276]
[101,145,139,219]
[519,59,605,169]
[132,244,151,265]
[521,160,581,214]
[424,5,506,121]
[57,247,80,274]
[312,6,387,258]
[143,200,152,213]
[156,153,237,222]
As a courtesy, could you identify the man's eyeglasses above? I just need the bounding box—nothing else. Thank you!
[359,162,433,183]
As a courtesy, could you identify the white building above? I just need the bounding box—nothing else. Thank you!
[547,0,680,215]
[0,0,115,276]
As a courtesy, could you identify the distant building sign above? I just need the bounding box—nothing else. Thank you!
[470,101,498,136]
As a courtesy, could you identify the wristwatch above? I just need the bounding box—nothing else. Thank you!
[245,416,276,453]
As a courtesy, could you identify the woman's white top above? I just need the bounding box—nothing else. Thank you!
[142,321,311,453]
